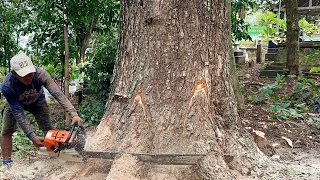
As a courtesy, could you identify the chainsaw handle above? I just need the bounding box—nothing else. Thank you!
[52,124,84,153]
[64,124,76,144]
[64,124,84,144]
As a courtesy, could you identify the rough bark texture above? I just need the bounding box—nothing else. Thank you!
[89,0,262,179]
[62,0,70,124]
[285,0,300,75]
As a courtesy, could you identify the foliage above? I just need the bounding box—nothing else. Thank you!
[231,0,256,42]
[303,49,320,68]
[81,30,117,101]
[290,77,319,105]
[306,117,320,129]
[0,1,26,70]
[12,129,44,158]
[282,168,298,176]
[77,98,105,127]
[266,102,306,120]
[17,0,119,88]
[257,11,281,39]
[253,0,279,9]
[269,76,318,120]
[45,64,78,81]
[299,18,318,35]
[310,67,320,73]
[248,74,285,103]
[251,76,319,121]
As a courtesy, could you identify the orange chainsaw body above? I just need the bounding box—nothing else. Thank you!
[44,129,76,152]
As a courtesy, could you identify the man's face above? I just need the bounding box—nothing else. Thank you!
[13,72,35,85]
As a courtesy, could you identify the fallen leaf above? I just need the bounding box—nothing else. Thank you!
[271,155,280,159]
[272,143,280,147]
[281,136,293,148]
[253,129,268,149]
[282,168,298,176]
[253,129,265,138]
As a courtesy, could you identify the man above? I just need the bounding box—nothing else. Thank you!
[1,53,83,167]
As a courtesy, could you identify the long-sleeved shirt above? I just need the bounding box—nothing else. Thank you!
[1,67,79,140]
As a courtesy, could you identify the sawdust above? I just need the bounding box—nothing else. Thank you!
[105,154,140,180]
[85,120,112,151]
[0,130,320,179]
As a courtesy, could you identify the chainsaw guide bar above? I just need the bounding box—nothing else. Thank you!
[41,124,224,165]
[82,151,206,165]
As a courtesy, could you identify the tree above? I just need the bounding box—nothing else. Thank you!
[253,0,278,9]
[231,0,256,41]
[89,1,262,178]
[67,0,119,64]
[0,0,24,72]
[285,0,300,75]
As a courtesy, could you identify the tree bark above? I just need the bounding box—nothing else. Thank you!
[62,0,70,125]
[285,0,300,75]
[90,0,261,179]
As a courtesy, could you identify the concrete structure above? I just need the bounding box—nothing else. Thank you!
[274,0,320,15]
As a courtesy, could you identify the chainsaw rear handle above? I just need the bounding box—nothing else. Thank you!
[64,123,83,144]
[52,123,83,153]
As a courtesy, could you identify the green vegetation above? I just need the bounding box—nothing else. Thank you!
[0,0,120,158]
[231,0,256,41]
[80,31,117,102]
[309,67,320,73]
[248,74,285,103]
[250,75,320,128]
[77,98,105,127]
[282,168,298,176]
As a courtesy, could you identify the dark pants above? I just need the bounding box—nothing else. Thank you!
[1,100,53,135]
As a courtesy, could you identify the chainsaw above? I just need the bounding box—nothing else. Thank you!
[42,124,223,165]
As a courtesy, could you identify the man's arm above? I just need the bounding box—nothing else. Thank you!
[39,69,79,119]
[1,86,36,140]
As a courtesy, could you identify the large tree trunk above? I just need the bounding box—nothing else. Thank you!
[89,1,263,179]
[285,0,300,75]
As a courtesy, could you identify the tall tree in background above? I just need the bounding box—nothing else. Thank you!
[60,0,71,124]
[67,0,119,64]
[0,1,25,72]
[285,0,300,75]
[24,0,119,71]
[231,0,256,42]
[89,0,263,178]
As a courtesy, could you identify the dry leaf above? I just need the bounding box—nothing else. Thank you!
[253,129,265,138]
[272,143,280,147]
[253,129,267,149]
[281,136,293,148]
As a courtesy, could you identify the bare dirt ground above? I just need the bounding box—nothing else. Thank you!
[0,64,320,179]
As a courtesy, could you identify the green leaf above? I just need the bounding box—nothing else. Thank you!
[282,168,298,176]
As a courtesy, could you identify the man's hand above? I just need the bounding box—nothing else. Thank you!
[31,136,44,147]
[72,116,83,126]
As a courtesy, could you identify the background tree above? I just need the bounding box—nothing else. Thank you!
[21,0,119,102]
[285,0,300,75]
[89,0,262,178]
[67,0,119,64]
[0,0,26,73]
[253,0,279,9]
[231,0,256,41]
[82,31,117,102]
